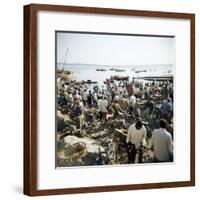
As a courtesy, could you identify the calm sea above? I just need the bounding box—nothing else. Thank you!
[57,63,173,87]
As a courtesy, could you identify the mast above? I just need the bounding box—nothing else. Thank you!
[62,48,69,71]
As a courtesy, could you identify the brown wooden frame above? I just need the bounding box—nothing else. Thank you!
[24,3,195,196]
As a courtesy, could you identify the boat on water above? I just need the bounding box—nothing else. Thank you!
[135,69,147,73]
[139,75,173,82]
[57,69,63,73]
[57,69,72,75]
[82,80,98,84]
[96,69,107,71]
[57,70,73,82]
[114,69,125,72]
[112,75,129,81]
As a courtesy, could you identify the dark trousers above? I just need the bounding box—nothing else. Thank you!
[127,144,143,163]
[127,143,137,164]
[99,111,102,121]
[102,112,107,123]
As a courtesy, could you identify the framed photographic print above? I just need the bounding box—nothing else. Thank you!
[24,4,195,196]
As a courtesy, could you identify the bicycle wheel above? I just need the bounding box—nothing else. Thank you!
[141,148,154,163]
[115,144,129,164]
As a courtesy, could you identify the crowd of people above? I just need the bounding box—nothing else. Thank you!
[57,75,174,163]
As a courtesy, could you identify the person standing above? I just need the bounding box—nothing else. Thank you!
[82,89,88,107]
[87,90,93,107]
[129,94,136,113]
[126,120,147,163]
[93,91,98,107]
[97,96,103,121]
[127,83,133,96]
[142,98,154,120]
[100,96,108,123]
[74,100,84,130]
[111,99,124,118]
[160,98,172,122]
[132,98,141,118]
[150,119,173,162]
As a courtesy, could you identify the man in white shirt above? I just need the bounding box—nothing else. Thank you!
[126,120,147,163]
[98,96,108,123]
[97,96,103,121]
[100,96,108,123]
[129,94,136,113]
[150,119,173,162]
[82,89,88,106]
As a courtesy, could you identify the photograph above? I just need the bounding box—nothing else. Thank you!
[23,4,195,195]
[56,31,174,167]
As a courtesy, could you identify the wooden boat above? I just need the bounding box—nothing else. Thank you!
[139,75,173,81]
[58,71,73,82]
[115,69,125,72]
[135,70,147,73]
[96,69,107,71]
[58,70,71,75]
[82,80,98,84]
[112,75,129,81]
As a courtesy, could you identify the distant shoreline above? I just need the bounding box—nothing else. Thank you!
[57,63,173,69]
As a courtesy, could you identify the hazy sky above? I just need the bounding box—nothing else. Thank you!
[56,32,174,66]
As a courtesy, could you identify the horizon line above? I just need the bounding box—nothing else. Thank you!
[57,62,173,66]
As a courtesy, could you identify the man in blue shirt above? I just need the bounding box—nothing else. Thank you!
[160,98,172,122]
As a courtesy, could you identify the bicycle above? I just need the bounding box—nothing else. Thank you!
[112,129,154,164]
[110,129,129,164]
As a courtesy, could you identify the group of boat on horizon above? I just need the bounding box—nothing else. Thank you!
[57,67,148,74]
[96,68,171,74]
[96,68,126,72]
[96,67,151,73]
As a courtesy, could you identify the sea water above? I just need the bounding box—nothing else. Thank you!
[57,63,173,87]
